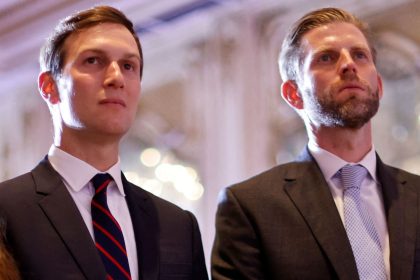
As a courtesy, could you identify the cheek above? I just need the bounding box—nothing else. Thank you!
[68,82,86,109]
[127,84,140,114]
[64,78,97,117]
[57,75,72,96]
[369,74,379,89]
[56,79,76,112]
[300,73,322,95]
[360,67,379,85]
[129,81,141,100]
[130,93,140,116]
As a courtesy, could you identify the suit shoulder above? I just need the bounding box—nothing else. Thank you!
[227,161,303,194]
[0,172,38,215]
[382,164,420,182]
[0,172,35,196]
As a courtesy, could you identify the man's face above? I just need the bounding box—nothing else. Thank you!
[54,23,141,140]
[296,22,382,129]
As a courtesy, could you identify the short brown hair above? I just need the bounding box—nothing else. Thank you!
[278,7,376,82]
[40,5,143,79]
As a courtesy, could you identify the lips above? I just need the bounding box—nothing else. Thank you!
[99,98,126,107]
[339,83,365,92]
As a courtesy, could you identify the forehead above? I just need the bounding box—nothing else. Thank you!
[62,23,139,60]
[300,22,370,55]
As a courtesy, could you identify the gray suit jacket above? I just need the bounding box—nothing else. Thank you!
[0,158,208,280]
[211,148,420,279]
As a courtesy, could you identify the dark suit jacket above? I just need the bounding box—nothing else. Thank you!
[0,158,208,280]
[211,148,420,280]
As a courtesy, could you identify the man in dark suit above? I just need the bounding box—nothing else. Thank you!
[0,6,207,280]
[212,7,420,280]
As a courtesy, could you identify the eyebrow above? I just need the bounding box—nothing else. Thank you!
[79,48,141,62]
[312,45,370,55]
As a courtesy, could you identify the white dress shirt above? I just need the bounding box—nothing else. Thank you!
[48,145,138,280]
[308,141,390,279]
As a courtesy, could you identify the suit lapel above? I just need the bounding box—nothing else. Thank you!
[122,174,159,280]
[377,157,417,279]
[33,158,106,280]
[283,148,359,280]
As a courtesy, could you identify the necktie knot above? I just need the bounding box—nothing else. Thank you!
[91,173,113,194]
[339,164,367,191]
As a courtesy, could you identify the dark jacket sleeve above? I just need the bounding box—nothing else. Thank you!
[211,188,265,280]
[187,211,208,279]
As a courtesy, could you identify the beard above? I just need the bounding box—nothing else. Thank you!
[304,76,380,129]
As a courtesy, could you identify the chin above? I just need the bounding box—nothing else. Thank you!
[105,126,130,135]
[93,122,130,138]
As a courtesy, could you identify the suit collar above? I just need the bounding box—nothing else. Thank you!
[32,158,107,280]
[122,173,160,280]
[47,146,125,196]
[307,143,379,184]
[34,158,162,280]
[292,149,418,279]
[285,148,360,279]
[377,157,417,280]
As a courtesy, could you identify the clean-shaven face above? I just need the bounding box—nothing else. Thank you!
[55,23,141,140]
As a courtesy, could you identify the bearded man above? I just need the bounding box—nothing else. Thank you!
[211,7,420,280]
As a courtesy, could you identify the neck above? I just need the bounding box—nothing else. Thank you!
[54,128,121,171]
[307,122,373,163]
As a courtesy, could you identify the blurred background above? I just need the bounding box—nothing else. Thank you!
[1,0,420,268]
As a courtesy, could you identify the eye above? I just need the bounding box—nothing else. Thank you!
[315,52,337,64]
[354,50,368,60]
[121,60,140,73]
[85,57,100,64]
[319,53,332,62]
[123,63,134,71]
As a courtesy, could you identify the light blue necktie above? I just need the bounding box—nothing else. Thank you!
[340,164,386,280]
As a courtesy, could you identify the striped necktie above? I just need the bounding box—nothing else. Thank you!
[91,173,132,280]
[340,164,386,280]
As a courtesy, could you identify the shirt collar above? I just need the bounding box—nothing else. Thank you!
[308,140,378,183]
[48,145,125,195]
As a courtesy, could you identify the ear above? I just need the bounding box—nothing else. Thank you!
[38,72,60,104]
[281,80,303,110]
[377,74,383,99]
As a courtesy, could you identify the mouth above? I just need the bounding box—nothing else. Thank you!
[339,83,365,92]
[99,98,126,107]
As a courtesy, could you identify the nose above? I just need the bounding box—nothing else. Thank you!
[338,51,357,77]
[104,61,125,89]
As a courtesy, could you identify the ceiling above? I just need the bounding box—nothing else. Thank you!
[1,0,420,91]
[0,0,246,90]
[0,0,245,61]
